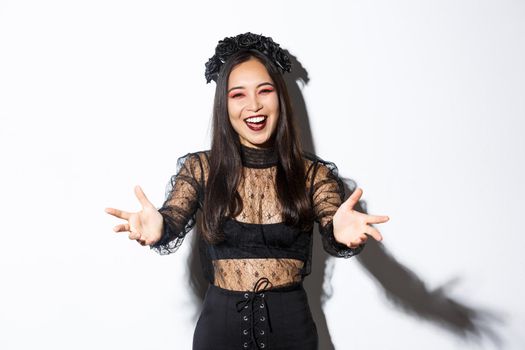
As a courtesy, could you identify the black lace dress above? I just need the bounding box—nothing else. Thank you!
[151,144,364,350]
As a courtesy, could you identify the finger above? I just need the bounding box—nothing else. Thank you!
[113,223,131,233]
[366,226,383,242]
[366,215,390,224]
[129,231,141,240]
[349,239,362,248]
[134,185,153,208]
[105,207,131,220]
[350,237,364,246]
[343,187,363,210]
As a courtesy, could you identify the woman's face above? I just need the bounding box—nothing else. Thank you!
[227,57,280,149]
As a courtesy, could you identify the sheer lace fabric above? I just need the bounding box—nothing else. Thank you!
[152,152,205,255]
[151,144,364,291]
[212,258,304,290]
[235,166,283,224]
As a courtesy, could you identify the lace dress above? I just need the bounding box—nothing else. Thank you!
[150,144,364,349]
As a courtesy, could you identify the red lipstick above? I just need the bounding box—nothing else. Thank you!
[244,115,267,131]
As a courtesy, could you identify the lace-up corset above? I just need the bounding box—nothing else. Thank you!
[151,144,363,291]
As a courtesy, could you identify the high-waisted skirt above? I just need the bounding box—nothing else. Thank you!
[193,278,318,350]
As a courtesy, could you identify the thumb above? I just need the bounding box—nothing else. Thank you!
[343,187,362,210]
[134,185,153,208]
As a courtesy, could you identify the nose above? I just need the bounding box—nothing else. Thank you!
[246,93,262,112]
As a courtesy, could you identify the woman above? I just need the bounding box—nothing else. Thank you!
[105,32,389,350]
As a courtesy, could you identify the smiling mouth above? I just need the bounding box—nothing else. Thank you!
[244,115,267,131]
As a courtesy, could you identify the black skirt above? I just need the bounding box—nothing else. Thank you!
[193,278,318,350]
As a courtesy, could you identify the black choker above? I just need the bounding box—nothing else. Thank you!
[239,144,278,168]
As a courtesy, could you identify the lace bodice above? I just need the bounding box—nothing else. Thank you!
[151,144,364,291]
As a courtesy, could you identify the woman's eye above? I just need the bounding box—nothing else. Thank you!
[260,89,274,94]
[231,93,244,98]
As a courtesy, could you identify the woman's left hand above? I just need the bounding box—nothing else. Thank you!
[332,187,389,248]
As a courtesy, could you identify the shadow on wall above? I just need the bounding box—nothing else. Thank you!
[184,51,504,349]
[342,180,504,347]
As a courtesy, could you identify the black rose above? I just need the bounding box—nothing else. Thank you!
[215,37,237,62]
[274,49,292,72]
[236,32,260,48]
[204,56,221,83]
[252,38,268,55]
[204,33,292,83]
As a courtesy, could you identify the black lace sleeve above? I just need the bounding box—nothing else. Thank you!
[150,152,205,255]
[311,158,364,258]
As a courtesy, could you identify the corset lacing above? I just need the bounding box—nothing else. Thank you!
[235,277,273,349]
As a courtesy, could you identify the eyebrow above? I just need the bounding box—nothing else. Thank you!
[227,82,275,93]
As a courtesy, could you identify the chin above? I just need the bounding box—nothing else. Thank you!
[252,137,275,148]
[240,135,266,147]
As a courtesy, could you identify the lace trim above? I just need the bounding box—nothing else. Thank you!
[319,221,365,258]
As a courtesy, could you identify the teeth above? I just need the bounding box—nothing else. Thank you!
[245,116,266,123]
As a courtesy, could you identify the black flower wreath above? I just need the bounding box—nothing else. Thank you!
[204,32,292,83]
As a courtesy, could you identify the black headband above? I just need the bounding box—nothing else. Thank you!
[204,32,292,84]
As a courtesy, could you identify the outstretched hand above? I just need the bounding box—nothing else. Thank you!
[332,187,389,249]
[105,185,163,246]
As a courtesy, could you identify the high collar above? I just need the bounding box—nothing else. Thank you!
[240,143,278,168]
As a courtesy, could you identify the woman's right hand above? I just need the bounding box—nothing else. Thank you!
[105,185,163,246]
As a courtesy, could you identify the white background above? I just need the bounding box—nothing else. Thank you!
[1,1,524,349]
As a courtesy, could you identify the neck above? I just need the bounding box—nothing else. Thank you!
[239,143,278,168]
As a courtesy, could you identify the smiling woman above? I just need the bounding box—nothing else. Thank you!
[105,32,389,350]
[227,58,280,148]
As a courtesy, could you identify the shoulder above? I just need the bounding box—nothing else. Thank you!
[301,151,341,178]
[175,150,210,165]
[171,150,210,179]
[301,151,345,200]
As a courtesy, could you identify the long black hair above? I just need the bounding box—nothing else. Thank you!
[201,49,314,244]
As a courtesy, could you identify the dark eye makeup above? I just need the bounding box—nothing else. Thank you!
[229,88,274,99]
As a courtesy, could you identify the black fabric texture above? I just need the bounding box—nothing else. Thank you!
[193,281,318,350]
[150,143,365,289]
